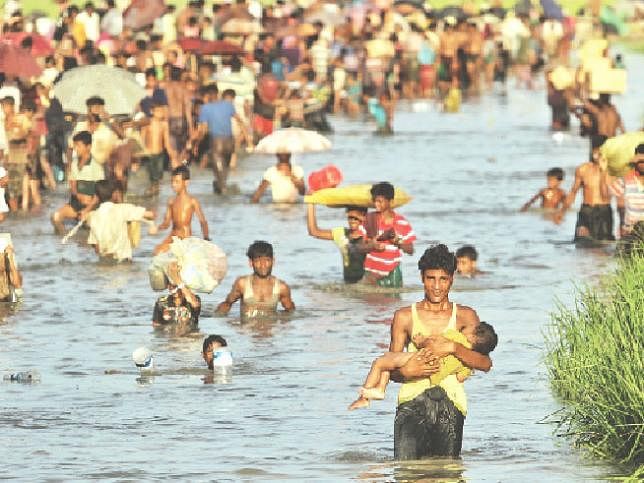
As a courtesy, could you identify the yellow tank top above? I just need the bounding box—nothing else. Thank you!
[397,302,469,415]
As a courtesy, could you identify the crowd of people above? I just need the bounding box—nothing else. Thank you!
[1,0,642,462]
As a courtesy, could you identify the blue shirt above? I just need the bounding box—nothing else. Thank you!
[198,100,235,138]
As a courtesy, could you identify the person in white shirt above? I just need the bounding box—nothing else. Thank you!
[77,2,100,43]
[100,0,123,38]
[250,153,305,204]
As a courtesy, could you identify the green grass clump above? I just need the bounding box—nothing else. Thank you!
[545,252,644,478]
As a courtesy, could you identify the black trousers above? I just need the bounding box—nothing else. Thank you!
[394,386,465,460]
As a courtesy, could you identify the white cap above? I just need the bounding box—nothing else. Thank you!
[132,347,154,369]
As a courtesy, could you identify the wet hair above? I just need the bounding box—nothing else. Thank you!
[591,134,608,150]
[72,130,92,146]
[417,244,456,275]
[471,322,498,356]
[635,144,644,155]
[546,167,564,181]
[145,67,157,78]
[95,179,115,203]
[246,240,273,259]
[86,96,105,107]
[370,182,395,200]
[455,245,478,262]
[204,83,218,95]
[171,165,190,180]
[222,89,236,98]
[202,334,227,353]
[345,205,368,215]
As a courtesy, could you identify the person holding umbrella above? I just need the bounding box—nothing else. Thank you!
[250,127,332,203]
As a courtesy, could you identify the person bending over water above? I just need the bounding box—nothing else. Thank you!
[216,241,294,319]
[154,166,209,255]
[520,167,566,211]
[349,321,497,410]
[306,204,368,283]
[387,244,492,459]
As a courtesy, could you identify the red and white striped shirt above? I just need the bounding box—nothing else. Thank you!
[610,170,644,228]
[364,212,416,276]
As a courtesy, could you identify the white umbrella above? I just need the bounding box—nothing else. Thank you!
[52,65,146,115]
[254,127,332,154]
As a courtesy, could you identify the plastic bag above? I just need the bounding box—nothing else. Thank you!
[148,237,227,293]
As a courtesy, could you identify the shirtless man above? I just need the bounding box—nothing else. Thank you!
[466,22,483,92]
[141,102,178,193]
[216,241,295,319]
[1,96,31,212]
[554,135,614,242]
[164,66,193,153]
[582,94,624,138]
[386,244,492,459]
[153,165,209,255]
[438,23,460,95]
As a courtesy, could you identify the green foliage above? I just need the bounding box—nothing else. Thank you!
[545,254,644,478]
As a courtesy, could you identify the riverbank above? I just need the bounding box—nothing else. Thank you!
[545,252,644,479]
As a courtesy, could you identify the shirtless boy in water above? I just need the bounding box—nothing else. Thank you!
[520,167,566,211]
[153,166,209,255]
[141,102,178,193]
[216,241,294,319]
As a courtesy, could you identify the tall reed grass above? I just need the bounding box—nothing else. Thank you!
[545,254,643,477]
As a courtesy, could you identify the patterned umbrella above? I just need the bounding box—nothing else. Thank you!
[254,128,332,154]
[52,65,146,114]
[0,41,42,78]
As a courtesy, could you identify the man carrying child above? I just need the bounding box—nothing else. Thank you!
[363,244,494,459]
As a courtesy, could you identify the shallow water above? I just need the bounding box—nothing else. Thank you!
[1,53,643,481]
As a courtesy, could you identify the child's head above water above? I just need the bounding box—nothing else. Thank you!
[171,165,190,193]
[546,167,564,188]
[202,334,228,369]
[470,321,498,356]
[455,245,477,276]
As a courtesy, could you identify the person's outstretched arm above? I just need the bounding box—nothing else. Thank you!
[306,204,333,240]
[520,190,543,211]
[250,180,269,203]
[216,278,243,314]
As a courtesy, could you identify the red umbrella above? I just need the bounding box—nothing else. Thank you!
[178,38,243,55]
[0,42,43,79]
[123,0,165,30]
[0,32,53,57]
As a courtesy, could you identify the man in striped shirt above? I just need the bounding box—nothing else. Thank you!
[610,144,644,255]
[363,182,416,287]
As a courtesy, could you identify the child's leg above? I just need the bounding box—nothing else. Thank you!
[362,352,414,390]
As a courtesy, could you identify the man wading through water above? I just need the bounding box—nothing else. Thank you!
[388,244,493,459]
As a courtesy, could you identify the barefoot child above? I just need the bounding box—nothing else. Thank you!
[348,321,497,410]
[141,102,178,193]
[154,166,209,255]
[520,167,565,211]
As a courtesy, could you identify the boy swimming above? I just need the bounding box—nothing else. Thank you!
[348,321,497,410]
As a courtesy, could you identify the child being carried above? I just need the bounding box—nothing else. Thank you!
[348,321,497,410]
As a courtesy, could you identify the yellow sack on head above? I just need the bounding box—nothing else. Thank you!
[304,184,412,208]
